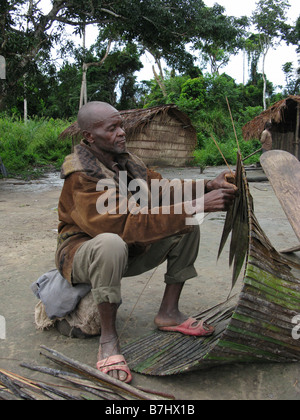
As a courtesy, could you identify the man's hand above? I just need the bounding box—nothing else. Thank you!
[187,170,238,215]
[204,170,237,213]
[190,187,237,214]
[206,170,237,193]
[204,188,237,213]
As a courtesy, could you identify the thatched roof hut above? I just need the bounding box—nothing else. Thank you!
[242,95,300,160]
[59,105,197,167]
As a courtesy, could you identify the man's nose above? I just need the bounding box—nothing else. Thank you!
[117,127,126,136]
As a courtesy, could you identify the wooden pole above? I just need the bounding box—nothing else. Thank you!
[226,97,240,152]
[242,147,263,162]
[40,346,170,401]
[79,24,87,110]
[209,133,235,176]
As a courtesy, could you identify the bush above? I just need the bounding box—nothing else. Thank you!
[193,136,261,168]
[177,77,207,113]
[0,116,71,178]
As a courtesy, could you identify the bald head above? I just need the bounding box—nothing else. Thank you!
[77,102,120,132]
[77,101,127,156]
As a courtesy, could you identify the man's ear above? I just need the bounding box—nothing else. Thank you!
[82,130,95,144]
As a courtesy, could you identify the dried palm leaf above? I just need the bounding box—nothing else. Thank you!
[122,155,300,376]
[218,151,251,294]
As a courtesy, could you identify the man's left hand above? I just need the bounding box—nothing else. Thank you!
[206,171,238,193]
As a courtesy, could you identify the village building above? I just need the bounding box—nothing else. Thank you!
[60,104,197,167]
[242,95,300,160]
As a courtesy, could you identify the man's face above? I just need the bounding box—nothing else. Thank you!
[86,113,127,155]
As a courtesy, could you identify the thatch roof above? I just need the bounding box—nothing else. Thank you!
[59,104,195,141]
[59,121,80,140]
[242,95,300,141]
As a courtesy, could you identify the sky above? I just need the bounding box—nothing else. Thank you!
[40,0,299,89]
[200,0,300,88]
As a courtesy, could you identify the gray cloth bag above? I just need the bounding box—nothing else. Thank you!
[31,269,91,320]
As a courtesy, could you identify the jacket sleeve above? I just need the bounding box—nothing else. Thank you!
[66,172,194,247]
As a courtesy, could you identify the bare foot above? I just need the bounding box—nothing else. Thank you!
[154,309,188,328]
[154,283,189,328]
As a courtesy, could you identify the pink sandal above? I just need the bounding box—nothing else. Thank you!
[158,317,215,337]
[96,355,133,384]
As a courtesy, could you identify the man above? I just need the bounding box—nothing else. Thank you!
[260,122,273,153]
[56,101,237,383]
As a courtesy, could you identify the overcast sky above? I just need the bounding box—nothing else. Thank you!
[200,0,299,88]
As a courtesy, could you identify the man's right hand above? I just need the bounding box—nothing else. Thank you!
[186,182,237,215]
[203,188,237,213]
[189,188,237,215]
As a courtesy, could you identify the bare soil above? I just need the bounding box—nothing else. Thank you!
[0,166,300,400]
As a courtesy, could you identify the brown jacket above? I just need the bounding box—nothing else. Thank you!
[56,143,206,282]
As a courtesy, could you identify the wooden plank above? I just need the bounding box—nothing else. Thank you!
[281,244,300,254]
[260,150,300,242]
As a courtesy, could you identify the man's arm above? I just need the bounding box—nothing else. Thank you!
[260,130,267,147]
[147,168,237,215]
[68,172,193,247]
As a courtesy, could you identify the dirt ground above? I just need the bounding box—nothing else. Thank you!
[0,165,300,401]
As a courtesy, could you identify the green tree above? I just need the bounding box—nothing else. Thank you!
[0,0,253,110]
[192,4,248,75]
[283,14,300,52]
[282,62,300,95]
[0,0,198,110]
[44,43,143,118]
[244,34,264,85]
[283,15,300,95]
[252,0,291,110]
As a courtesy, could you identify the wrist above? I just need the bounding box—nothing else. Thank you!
[205,180,215,192]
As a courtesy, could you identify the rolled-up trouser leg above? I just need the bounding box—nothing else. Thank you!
[72,233,128,305]
[125,225,200,285]
[72,226,200,306]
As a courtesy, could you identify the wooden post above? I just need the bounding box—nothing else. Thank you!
[0,55,6,79]
[79,24,87,110]
[79,63,88,109]
[295,103,300,160]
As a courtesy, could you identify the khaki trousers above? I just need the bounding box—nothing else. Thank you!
[72,227,200,305]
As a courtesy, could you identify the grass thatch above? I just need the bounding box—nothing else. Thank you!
[59,105,197,166]
[242,95,300,141]
[59,105,195,141]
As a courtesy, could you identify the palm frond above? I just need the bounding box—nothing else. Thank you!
[218,152,251,293]
[122,153,300,376]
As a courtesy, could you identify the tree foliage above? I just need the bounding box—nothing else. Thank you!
[251,0,291,109]
[0,0,298,161]
[192,4,248,75]
[0,0,250,112]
